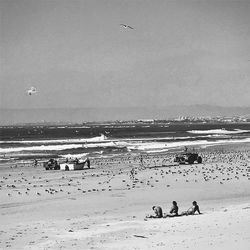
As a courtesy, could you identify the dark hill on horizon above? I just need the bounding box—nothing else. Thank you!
[0,105,249,125]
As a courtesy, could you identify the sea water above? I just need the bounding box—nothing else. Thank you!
[0,123,250,163]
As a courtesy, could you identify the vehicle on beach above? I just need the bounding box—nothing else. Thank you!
[174,152,202,164]
[43,159,60,170]
[60,161,85,171]
[44,158,91,171]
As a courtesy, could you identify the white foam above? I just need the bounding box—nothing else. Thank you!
[83,141,128,148]
[0,140,127,153]
[0,144,84,153]
[59,151,103,159]
[188,129,250,135]
[8,153,51,157]
[67,126,90,129]
[1,135,250,154]
[59,153,89,159]
[145,149,169,153]
[0,134,107,144]
[127,138,250,151]
[0,135,199,146]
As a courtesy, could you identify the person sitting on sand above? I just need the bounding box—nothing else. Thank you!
[181,201,201,216]
[164,201,179,217]
[146,206,163,218]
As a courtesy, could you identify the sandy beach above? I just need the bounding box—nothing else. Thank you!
[1,144,250,249]
[2,0,250,248]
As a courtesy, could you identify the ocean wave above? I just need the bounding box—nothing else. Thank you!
[59,153,89,159]
[0,134,107,144]
[0,144,84,153]
[59,151,103,159]
[83,141,128,148]
[0,140,127,153]
[1,136,250,154]
[145,149,169,153]
[0,135,202,146]
[127,138,250,151]
[66,126,91,129]
[7,153,51,157]
[188,129,250,135]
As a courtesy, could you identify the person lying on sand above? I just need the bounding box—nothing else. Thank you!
[146,206,163,218]
[164,201,179,217]
[181,201,201,216]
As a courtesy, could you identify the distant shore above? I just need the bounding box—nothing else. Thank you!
[1,105,250,125]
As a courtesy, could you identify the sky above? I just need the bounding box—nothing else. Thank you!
[1,0,250,110]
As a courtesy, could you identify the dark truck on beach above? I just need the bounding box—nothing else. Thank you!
[174,152,202,164]
[43,158,60,170]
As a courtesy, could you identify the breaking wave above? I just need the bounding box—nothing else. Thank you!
[59,151,103,159]
[1,136,250,154]
[0,134,107,144]
[188,129,250,135]
[0,144,84,153]
[127,138,250,152]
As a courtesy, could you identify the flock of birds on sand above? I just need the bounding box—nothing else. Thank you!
[0,150,250,249]
[1,150,250,200]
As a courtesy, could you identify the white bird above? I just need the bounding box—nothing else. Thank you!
[27,86,37,95]
[120,24,134,30]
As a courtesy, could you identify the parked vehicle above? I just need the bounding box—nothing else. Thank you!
[174,152,202,164]
[44,158,91,171]
[43,159,60,170]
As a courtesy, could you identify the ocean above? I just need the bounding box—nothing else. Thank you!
[0,123,250,163]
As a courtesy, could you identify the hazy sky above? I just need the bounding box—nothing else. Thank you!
[1,0,250,109]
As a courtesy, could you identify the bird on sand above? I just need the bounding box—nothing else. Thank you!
[120,24,134,29]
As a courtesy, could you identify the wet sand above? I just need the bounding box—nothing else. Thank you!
[1,144,250,249]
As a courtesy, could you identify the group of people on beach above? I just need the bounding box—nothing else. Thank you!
[146,201,201,219]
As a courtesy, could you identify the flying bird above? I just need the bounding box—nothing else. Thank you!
[27,86,37,95]
[120,24,134,30]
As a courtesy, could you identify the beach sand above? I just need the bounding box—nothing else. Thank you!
[1,144,250,249]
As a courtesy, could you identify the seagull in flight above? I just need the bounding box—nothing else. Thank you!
[27,86,37,95]
[120,24,134,30]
